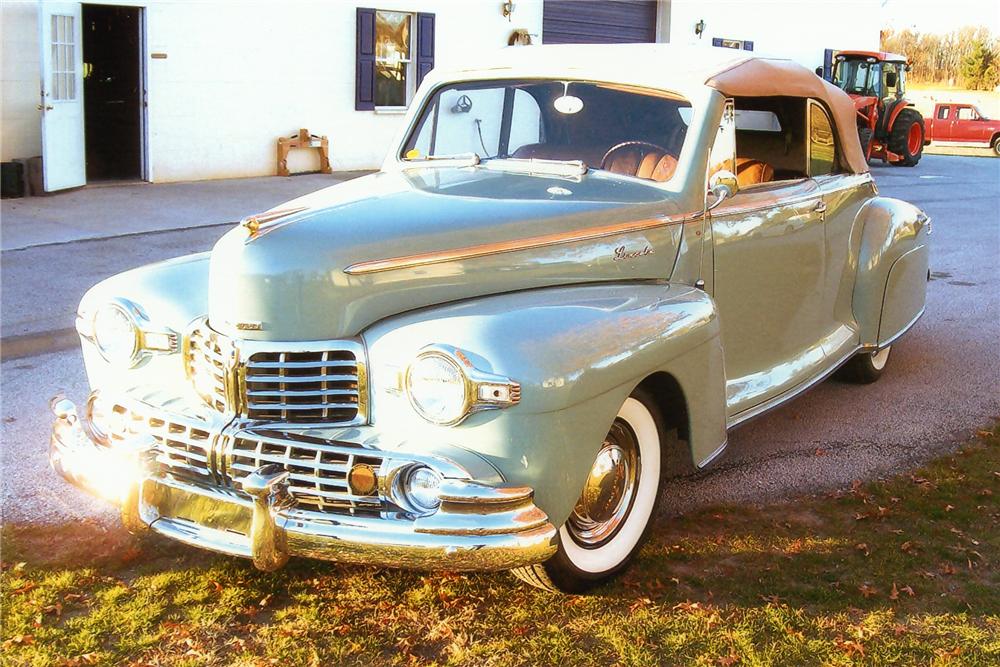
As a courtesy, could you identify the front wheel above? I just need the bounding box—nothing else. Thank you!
[840,345,892,384]
[512,391,669,593]
[992,136,1000,156]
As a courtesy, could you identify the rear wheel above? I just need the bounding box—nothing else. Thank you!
[840,345,892,384]
[512,390,669,593]
[992,136,1000,156]
[888,108,924,167]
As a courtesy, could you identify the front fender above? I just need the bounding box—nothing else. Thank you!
[362,282,727,526]
[77,252,210,392]
[852,197,930,347]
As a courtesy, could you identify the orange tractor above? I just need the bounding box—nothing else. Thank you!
[832,50,925,166]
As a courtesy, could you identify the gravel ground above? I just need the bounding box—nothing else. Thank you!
[2,154,998,529]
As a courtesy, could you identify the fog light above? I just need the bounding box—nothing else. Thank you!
[347,463,378,496]
[403,466,442,512]
[82,392,113,446]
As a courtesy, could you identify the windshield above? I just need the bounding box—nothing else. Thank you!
[401,80,693,184]
[833,58,879,97]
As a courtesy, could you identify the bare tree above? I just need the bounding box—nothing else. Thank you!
[883,27,999,89]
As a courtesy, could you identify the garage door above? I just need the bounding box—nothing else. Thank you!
[543,0,657,44]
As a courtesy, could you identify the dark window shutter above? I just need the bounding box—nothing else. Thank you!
[711,37,723,47]
[416,13,435,89]
[356,8,376,111]
[743,40,754,51]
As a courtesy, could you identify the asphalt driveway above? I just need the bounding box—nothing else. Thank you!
[1,154,997,527]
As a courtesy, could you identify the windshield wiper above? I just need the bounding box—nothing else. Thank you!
[482,157,588,178]
[402,152,480,168]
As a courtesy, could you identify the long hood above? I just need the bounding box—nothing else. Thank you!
[208,168,688,340]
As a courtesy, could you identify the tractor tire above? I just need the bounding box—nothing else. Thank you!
[858,127,874,159]
[887,108,924,167]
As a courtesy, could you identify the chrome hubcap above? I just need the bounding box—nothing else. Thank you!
[567,419,641,548]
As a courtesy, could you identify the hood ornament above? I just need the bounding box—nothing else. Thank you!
[240,206,309,238]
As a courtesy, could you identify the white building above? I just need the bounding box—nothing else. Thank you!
[1,0,881,192]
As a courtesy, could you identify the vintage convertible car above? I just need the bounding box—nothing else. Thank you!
[50,44,930,593]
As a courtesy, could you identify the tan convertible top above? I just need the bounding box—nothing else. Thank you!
[705,58,868,174]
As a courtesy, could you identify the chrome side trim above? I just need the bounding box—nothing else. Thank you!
[727,346,860,430]
[712,173,874,219]
[343,212,702,275]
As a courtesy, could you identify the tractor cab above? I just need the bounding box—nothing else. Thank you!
[830,50,924,166]
[833,51,909,102]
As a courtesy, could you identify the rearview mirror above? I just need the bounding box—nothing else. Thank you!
[707,170,738,211]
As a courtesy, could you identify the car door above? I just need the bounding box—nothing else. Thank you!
[809,100,874,363]
[934,105,953,141]
[954,106,981,143]
[708,100,829,420]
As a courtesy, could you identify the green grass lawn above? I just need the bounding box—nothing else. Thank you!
[3,426,998,666]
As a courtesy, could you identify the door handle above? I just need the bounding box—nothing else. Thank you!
[813,200,827,214]
[37,104,54,111]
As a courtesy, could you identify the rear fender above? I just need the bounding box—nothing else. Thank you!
[362,282,727,526]
[852,198,930,347]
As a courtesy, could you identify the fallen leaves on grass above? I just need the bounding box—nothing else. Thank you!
[2,634,35,648]
[858,584,878,599]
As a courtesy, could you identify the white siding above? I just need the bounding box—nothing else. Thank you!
[1,0,544,182]
[2,0,883,184]
[1,2,43,162]
[667,0,882,71]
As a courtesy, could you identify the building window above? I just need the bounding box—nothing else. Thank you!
[356,8,434,111]
[50,15,77,101]
[375,11,412,108]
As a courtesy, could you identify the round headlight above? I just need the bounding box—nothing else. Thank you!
[403,466,442,512]
[405,353,470,425]
[93,302,140,366]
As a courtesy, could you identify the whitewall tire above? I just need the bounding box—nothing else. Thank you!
[841,345,892,384]
[512,390,668,593]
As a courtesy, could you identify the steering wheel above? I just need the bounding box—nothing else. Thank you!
[601,141,672,169]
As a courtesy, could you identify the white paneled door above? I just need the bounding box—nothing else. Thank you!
[39,1,86,191]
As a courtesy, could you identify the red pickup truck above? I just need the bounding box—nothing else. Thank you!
[925,103,1000,155]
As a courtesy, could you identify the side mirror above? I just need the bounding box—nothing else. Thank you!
[707,170,738,211]
[885,72,898,88]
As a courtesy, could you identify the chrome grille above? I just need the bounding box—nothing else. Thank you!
[109,403,216,482]
[185,327,232,413]
[184,321,367,426]
[243,350,361,423]
[226,431,384,515]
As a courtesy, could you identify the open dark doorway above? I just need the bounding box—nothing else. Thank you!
[82,4,143,181]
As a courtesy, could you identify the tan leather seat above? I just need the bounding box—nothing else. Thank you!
[734,157,775,187]
[603,144,678,182]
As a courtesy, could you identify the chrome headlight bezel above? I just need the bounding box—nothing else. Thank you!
[403,344,521,426]
[92,300,142,366]
[77,298,179,368]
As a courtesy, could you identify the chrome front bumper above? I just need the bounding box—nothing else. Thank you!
[50,398,557,572]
